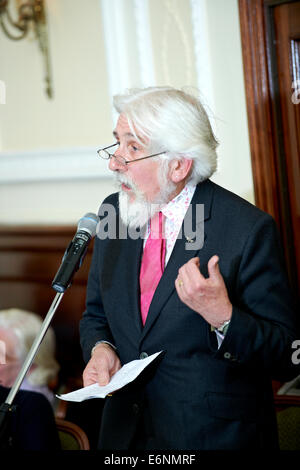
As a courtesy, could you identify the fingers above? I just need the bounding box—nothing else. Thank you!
[175,255,232,328]
[83,369,98,387]
[176,255,222,295]
[83,346,121,387]
[83,364,104,387]
[96,362,111,386]
[184,258,203,281]
[190,257,200,268]
[82,360,110,387]
[176,257,202,291]
[177,258,200,284]
[207,255,220,280]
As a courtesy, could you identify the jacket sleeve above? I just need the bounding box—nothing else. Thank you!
[79,236,115,364]
[212,213,300,381]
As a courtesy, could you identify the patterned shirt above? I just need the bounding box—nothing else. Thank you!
[143,182,196,265]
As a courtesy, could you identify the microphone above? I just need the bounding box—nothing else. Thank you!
[52,212,99,293]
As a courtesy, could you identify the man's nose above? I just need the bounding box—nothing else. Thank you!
[109,154,126,172]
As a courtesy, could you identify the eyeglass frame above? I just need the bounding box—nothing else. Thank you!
[97,143,166,166]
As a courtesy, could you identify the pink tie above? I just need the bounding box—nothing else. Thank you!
[139,212,166,326]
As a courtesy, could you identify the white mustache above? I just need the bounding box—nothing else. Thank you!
[115,174,135,191]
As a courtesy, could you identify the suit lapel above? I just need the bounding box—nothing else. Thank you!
[140,180,214,342]
[102,210,144,337]
[124,234,144,335]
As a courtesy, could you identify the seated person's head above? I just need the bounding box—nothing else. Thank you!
[0,308,59,391]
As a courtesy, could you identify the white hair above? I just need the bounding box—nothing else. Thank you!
[0,308,59,386]
[113,86,218,184]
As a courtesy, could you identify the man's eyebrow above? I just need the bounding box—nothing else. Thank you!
[112,130,143,141]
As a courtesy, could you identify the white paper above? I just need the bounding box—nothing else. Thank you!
[57,351,163,402]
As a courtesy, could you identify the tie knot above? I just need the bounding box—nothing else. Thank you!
[150,211,164,240]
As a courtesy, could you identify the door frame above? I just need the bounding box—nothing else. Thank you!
[238,0,299,292]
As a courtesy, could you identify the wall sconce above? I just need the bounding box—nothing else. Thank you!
[0,0,53,98]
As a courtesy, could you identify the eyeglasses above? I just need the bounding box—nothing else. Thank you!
[97,143,166,167]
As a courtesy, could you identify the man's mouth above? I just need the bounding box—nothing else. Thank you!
[121,182,132,191]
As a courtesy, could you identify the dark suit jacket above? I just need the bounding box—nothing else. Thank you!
[80,180,299,450]
[0,386,60,450]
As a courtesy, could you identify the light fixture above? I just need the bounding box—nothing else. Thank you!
[0,0,53,98]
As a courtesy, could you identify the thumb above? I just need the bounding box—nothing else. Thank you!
[208,255,221,280]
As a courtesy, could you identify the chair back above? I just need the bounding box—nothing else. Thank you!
[56,418,90,450]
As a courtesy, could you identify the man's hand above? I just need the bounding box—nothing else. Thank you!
[175,255,232,329]
[82,343,121,387]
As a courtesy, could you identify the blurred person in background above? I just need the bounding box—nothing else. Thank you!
[0,308,60,408]
[0,308,60,450]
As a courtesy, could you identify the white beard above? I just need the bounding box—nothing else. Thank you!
[115,171,176,230]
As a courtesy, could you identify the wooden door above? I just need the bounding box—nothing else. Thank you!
[239,0,300,300]
[273,1,300,298]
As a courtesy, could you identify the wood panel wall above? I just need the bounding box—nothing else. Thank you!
[0,225,94,383]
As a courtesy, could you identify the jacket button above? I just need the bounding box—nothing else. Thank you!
[132,403,140,415]
[224,352,231,359]
[139,352,148,359]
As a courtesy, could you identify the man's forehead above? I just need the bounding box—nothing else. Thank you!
[113,114,146,143]
[113,114,131,136]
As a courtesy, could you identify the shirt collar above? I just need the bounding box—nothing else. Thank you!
[161,182,196,222]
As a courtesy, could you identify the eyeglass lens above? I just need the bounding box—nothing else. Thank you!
[99,149,126,166]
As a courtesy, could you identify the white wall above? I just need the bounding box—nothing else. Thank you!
[205,0,253,202]
[0,0,253,225]
[0,0,112,150]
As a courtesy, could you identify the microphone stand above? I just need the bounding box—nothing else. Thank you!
[0,291,64,448]
[0,212,99,448]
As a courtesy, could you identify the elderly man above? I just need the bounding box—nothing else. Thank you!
[80,87,299,450]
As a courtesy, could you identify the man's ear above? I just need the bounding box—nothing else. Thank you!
[169,158,193,183]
